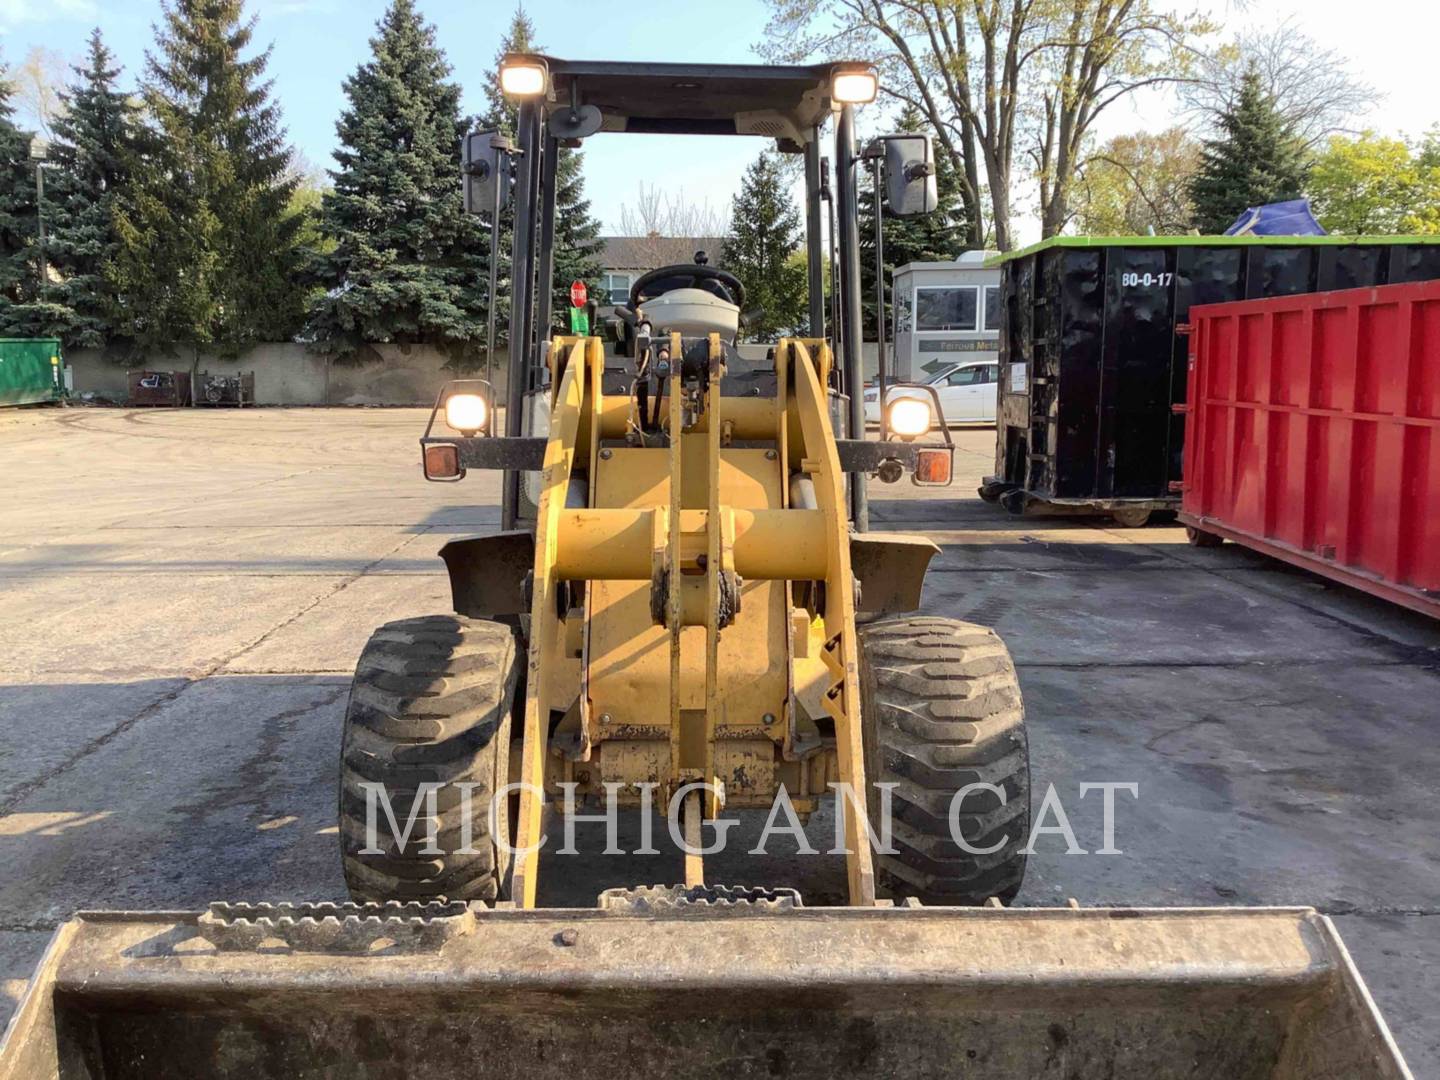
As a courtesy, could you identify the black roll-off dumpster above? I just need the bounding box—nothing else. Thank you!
[981,236,1440,526]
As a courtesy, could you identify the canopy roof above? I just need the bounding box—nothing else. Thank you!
[508,54,865,143]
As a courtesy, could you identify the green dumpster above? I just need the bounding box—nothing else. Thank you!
[0,338,68,407]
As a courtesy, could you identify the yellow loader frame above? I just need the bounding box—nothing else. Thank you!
[511,334,880,907]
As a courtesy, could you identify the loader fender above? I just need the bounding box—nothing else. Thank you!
[440,532,535,617]
[850,532,940,614]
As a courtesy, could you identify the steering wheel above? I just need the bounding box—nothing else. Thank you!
[630,263,745,310]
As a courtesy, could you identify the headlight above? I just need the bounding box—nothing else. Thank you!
[887,397,931,438]
[831,69,878,105]
[444,393,489,434]
[500,60,548,98]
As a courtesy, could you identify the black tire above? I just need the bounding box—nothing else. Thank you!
[1110,507,1152,528]
[977,479,1009,504]
[339,615,520,903]
[857,616,1030,906]
[1186,525,1224,548]
[999,489,1028,516]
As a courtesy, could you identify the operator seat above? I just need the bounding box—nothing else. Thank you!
[612,251,746,349]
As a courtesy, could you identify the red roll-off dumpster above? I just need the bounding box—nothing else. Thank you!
[1179,280,1440,618]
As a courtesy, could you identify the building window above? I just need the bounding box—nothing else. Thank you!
[915,286,978,332]
[603,272,633,305]
[984,286,1003,331]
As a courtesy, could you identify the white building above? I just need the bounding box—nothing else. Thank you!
[890,251,1002,383]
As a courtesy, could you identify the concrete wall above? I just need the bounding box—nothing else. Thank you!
[67,342,493,406]
[68,340,883,404]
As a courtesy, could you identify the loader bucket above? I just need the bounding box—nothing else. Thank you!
[0,897,1410,1080]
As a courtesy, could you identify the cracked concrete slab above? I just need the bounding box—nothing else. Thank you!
[921,564,1412,666]
[0,675,187,808]
[0,675,349,923]
[1013,662,1440,913]
[223,572,451,673]
[0,525,435,579]
[0,573,345,678]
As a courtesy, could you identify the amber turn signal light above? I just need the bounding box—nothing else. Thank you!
[424,443,462,480]
[913,447,952,487]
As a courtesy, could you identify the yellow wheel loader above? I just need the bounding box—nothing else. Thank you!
[0,55,1412,1079]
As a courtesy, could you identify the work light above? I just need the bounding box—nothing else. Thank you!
[887,397,931,438]
[500,60,548,98]
[444,393,489,435]
[831,68,878,105]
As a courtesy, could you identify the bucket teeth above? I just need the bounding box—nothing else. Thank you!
[197,900,475,952]
[597,884,803,914]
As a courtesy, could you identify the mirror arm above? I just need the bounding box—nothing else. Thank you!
[871,155,889,440]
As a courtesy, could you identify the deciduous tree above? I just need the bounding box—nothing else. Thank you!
[1307,131,1440,236]
[762,0,1210,248]
[1071,127,1198,235]
[9,46,68,142]
[615,184,729,269]
[1180,21,1379,150]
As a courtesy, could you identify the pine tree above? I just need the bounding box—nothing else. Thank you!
[480,8,531,136]
[111,0,302,358]
[0,68,42,330]
[305,0,487,361]
[726,150,806,341]
[859,106,968,339]
[483,8,603,334]
[32,29,142,348]
[1189,70,1311,234]
[549,147,603,324]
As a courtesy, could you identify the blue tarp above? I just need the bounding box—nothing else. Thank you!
[1223,199,1327,236]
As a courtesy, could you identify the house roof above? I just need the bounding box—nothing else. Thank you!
[600,236,729,272]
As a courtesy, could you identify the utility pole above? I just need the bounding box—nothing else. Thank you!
[29,145,49,287]
[36,162,47,283]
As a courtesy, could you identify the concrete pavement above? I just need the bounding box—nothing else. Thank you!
[1,405,1438,1071]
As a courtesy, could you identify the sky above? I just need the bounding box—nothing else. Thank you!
[1,0,1436,240]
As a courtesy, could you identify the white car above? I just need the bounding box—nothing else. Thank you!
[863,360,999,427]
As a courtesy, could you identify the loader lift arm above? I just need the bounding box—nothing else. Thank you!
[503,334,879,905]
[404,53,1003,913]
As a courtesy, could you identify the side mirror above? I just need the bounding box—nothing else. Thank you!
[462,131,512,216]
[883,134,937,217]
